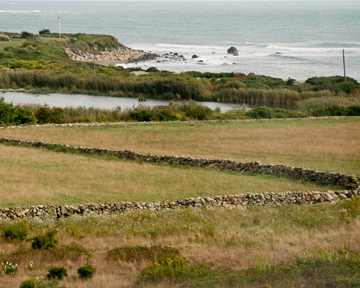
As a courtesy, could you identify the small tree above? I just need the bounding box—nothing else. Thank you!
[39,28,50,35]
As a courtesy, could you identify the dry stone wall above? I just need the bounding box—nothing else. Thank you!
[1,189,359,220]
[0,137,358,190]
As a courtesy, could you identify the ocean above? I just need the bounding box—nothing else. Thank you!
[1,1,360,81]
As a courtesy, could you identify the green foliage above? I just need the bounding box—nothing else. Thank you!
[20,31,36,40]
[35,107,64,124]
[0,97,36,125]
[31,230,58,249]
[341,197,360,219]
[305,76,360,94]
[1,261,19,275]
[107,244,179,262]
[2,221,29,241]
[39,29,50,35]
[310,105,360,117]
[20,278,67,288]
[146,67,160,73]
[246,106,303,119]
[47,267,68,280]
[77,263,96,279]
[178,100,213,120]
[126,106,179,122]
[138,256,188,284]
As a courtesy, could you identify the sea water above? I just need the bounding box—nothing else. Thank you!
[0,0,359,81]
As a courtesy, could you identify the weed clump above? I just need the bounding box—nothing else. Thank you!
[1,261,19,275]
[31,230,58,249]
[138,256,188,284]
[77,263,96,279]
[47,266,68,280]
[2,221,28,241]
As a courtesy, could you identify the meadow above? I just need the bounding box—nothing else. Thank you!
[0,33,360,288]
[0,117,359,287]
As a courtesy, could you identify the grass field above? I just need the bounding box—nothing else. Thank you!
[0,117,359,287]
[1,118,359,176]
[0,144,335,208]
[0,39,25,51]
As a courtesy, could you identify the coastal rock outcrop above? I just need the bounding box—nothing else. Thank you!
[227,47,239,56]
[65,46,158,66]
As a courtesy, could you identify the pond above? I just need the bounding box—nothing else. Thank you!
[1,92,250,113]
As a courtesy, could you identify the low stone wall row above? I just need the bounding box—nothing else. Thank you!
[0,137,358,189]
[1,189,359,220]
[1,116,359,130]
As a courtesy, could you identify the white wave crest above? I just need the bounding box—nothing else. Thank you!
[266,45,331,53]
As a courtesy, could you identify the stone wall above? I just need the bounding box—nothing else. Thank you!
[1,189,359,220]
[0,137,358,190]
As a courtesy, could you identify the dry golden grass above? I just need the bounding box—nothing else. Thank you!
[0,206,359,287]
[0,145,329,208]
[1,118,359,175]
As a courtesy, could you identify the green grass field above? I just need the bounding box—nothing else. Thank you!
[0,39,25,51]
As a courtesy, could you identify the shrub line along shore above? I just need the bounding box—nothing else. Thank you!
[1,115,359,130]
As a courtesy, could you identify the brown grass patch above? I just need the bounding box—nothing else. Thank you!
[1,118,359,175]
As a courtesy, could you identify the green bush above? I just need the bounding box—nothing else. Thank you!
[77,263,96,279]
[39,29,50,35]
[246,106,303,119]
[20,31,36,40]
[35,107,64,124]
[47,267,68,280]
[138,256,188,284]
[2,221,29,241]
[31,230,58,249]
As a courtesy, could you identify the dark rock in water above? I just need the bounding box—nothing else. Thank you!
[198,60,204,63]
[174,52,178,56]
[227,46,239,56]
[192,55,199,59]
[275,52,282,55]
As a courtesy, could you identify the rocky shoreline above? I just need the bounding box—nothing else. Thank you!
[65,46,158,66]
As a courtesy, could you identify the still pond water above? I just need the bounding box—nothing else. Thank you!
[1,92,248,113]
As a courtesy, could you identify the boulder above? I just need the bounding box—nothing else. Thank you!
[227,46,239,56]
[192,55,199,59]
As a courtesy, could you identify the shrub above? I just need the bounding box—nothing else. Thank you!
[2,221,29,241]
[31,230,58,249]
[20,31,35,40]
[35,107,64,124]
[77,263,96,279]
[138,256,188,283]
[39,29,50,35]
[1,261,19,275]
[47,267,68,280]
